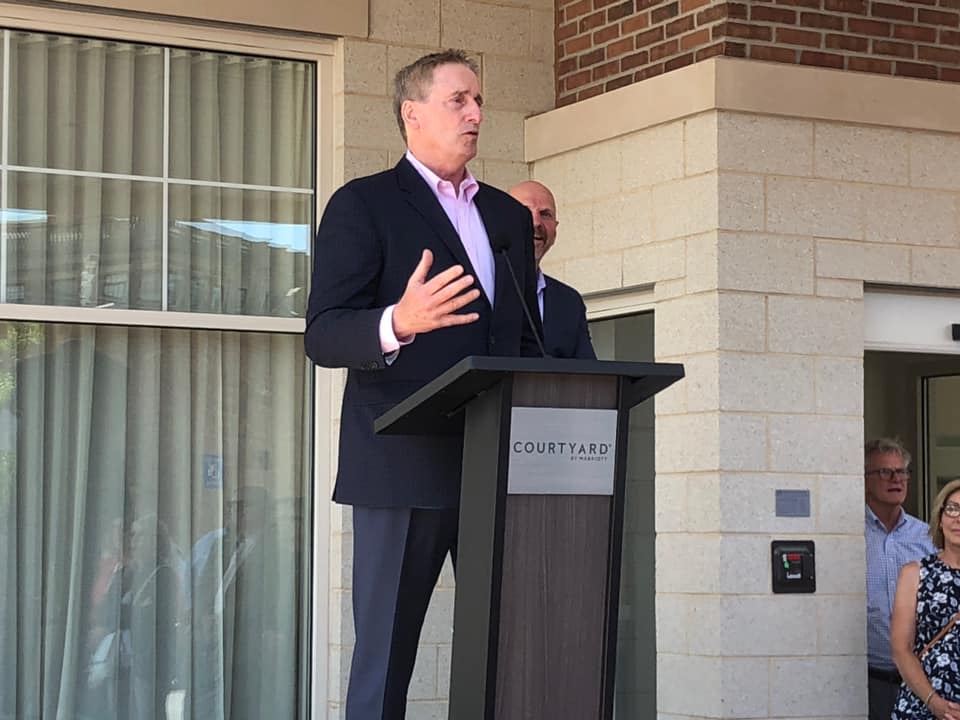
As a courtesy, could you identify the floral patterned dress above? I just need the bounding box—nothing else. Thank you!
[893,553,960,719]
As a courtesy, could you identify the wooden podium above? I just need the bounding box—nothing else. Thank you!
[376,356,684,720]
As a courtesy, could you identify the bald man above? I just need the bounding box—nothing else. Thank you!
[509,181,596,360]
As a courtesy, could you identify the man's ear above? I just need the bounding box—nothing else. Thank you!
[401,100,418,132]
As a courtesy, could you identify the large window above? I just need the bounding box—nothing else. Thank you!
[0,25,321,720]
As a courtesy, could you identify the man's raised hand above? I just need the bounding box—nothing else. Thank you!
[392,249,481,339]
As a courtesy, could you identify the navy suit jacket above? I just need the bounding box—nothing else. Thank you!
[304,158,541,509]
[542,275,596,360]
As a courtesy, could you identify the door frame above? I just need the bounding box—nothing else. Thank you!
[865,289,960,518]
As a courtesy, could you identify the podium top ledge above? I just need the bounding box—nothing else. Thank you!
[430,355,682,377]
[374,355,684,436]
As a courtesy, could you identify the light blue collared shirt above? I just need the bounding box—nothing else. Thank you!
[865,504,936,670]
[536,270,546,320]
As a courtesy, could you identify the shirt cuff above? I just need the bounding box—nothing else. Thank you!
[380,305,414,364]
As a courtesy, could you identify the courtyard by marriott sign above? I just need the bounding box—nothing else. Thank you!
[507,407,618,495]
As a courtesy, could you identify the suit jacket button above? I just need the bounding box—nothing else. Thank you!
[489,335,496,347]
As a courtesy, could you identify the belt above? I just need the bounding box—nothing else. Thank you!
[868,666,901,684]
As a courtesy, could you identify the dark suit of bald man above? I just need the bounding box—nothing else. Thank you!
[541,274,596,360]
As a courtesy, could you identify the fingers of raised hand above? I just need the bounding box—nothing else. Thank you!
[395,274,480,335]
[416,280,479,329]
[409,249,434,285]
[430,273,476,306]
[420,263,468,294]
[433,308,480,328]
[436,286,481,317]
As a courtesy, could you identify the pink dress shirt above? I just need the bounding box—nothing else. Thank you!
[378,151,494,357]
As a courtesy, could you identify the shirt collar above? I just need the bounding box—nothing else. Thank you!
[865,503,906,531]
[405,150,478,201]
[536,270,546,295]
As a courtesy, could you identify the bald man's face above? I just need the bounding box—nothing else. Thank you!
[510,183,557,265]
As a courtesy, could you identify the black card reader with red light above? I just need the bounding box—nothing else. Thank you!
[771,540,815,593]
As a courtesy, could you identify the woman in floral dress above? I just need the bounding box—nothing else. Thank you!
[892,478,960,720]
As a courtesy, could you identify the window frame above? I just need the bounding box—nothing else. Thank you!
[0,3,334,716]
[583,283,655,323]
[0,0,335,334]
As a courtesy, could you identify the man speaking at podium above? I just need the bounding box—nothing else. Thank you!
[304,50,541,719]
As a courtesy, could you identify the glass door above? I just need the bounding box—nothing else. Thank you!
[589,311,656,720]
[922,374,960,512]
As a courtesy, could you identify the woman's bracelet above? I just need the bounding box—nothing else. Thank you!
[924,689,936,706]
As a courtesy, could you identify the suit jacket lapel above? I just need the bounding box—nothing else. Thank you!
[395,157,475,276]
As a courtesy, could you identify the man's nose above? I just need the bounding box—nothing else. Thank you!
[465,99,482,124]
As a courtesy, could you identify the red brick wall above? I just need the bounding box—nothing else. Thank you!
[556,0,960,105]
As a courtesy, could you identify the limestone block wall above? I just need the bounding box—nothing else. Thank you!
[336,0,555,190]
[328,2,556,718]
[527,60,960,717]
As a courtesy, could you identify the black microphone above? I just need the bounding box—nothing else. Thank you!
[490,232,547,357]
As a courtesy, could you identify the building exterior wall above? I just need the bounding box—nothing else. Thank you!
[529,56,960,717]
[557,0,960,106]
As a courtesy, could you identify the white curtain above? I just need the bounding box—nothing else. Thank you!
[167,49,313,317]
[0,30,316,720]
[0,323,312,720]
[7,33,313,316]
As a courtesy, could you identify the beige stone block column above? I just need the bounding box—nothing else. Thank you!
[652,114,869,719]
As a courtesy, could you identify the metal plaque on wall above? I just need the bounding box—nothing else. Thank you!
[507,407,618,495]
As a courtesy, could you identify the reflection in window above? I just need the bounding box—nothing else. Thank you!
[0,322,312,719]
[168,186,311,316]
[2,31,315,317]
[7,174,163,309]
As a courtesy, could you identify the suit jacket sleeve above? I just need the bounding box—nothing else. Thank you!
[304,184,390,370]
[543,276,596,360]
[573,296,597,360]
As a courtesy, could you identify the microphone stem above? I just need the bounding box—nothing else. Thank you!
[498,249,547,357]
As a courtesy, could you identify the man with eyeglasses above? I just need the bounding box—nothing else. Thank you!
[865,437,936,720]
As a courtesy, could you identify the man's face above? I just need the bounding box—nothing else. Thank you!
[403,63,483,175]
[510,182,558,265]
[865,450,910,509]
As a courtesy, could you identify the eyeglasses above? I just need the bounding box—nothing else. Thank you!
[865,467,910,480]
[944,503,960,518]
